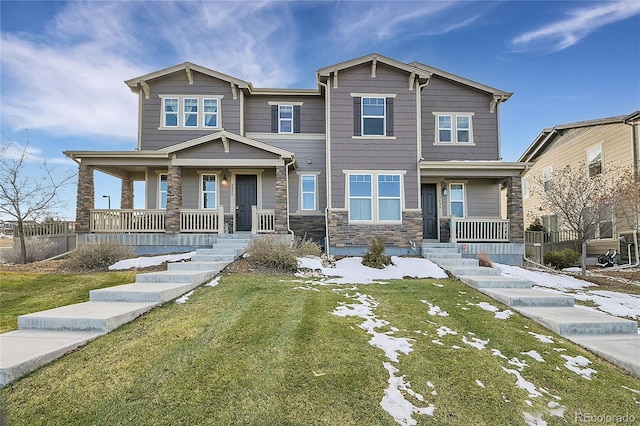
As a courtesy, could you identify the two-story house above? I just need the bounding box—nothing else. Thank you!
[519,111,640,262]
[64,54,527,264]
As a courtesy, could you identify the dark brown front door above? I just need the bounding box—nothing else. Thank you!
[236,175,257,231]
[422,184,438,239]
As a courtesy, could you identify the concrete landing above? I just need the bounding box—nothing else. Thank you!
[135,269,219,284]
[568,335,640,378]
[460,275,533,289]
[90,282,200,303]
[516,306,638,336]
[447,266,501,276]
[479,288,574,307]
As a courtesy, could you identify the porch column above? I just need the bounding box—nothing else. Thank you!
[505,176,524,243]
[75,164,94,233]
[165,165,182,234]
[120,178,134,209]
[274,165,288,233]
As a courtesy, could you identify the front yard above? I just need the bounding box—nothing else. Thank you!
[1,269,639,425]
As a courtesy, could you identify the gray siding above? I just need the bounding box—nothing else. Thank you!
[175,140,280,160]
[422,76,499,161]
[140,71,241,150]
[244,95,325,134]
[441,179,500,217]
[329,63,419,209]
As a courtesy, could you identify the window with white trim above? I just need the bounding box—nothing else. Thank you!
[201,174,217,209]
[543,166,553,192]
[449,183,465,217]
[278,105,293,134]
[523,178,530,199]
[362,97,385,136]
[587,145,603,177]
[159,174,168,209]
[348,172,403,222]
[159,96,222,129]
[435,113,473,143]
[300,174,317,211]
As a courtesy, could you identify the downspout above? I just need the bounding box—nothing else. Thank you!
[285,156,296,237]
[416,77,430,244]
[318,79,331,255]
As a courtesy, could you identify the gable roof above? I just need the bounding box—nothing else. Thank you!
[518,111,639,163]
[410,62,512,98]
[317,53,430,80]
[125,62,251,90]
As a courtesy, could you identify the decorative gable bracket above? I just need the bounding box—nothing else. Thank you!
[490,94,510,113]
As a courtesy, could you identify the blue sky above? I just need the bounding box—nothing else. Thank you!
[1,0,639,220]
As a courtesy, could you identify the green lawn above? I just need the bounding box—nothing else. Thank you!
[1,272,639,425]
[0,271,136,333]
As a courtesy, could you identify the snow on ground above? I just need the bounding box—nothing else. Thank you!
[175,290,194,304]
[495,263,640,320]
[297,256,447,284]
[109,251,195,270]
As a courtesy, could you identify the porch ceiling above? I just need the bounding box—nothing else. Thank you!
[420,161,530,179]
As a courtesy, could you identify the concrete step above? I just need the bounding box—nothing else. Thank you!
[135,269,218,284]
[515,306,638,336]
[568,334,640,378]
[422,247,459,255]
[90,282,200,303]
[424,252,462,259]
[196,247,243,256]
[167,261,228,272]
[17,302,156,333]
[459,275,533,289]
[0,330,104,387]
[430,258,479,268]
[479,288,574,308]
[191,254,237,263]
[447,266,501,276]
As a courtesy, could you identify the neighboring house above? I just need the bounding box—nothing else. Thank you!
[518,111,640,260]
[64,53,527,263]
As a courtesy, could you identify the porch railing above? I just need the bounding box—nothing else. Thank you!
[252,206,276,233]
[180,207,225,233]
[90,209,165,233]
[450,217,510,243]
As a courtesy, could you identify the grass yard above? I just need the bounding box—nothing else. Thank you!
[1,272,639,425]
[0,271,136,333]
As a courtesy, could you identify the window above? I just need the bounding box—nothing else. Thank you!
[160,96,222,129]
[270,104,301,133]
[378,175,401,221]
[159,174,168,208]
[543,166,553,192]
[201,174,217,209]
[523,178,530,199]
[348,172,403,222]
[279,105,293,134]
[435,113,474,143]
[587,145,603,177]
[349,174,372,221]
[300,174,317,211]
[203,99,218,128]
[542,215,557,232]
[163,98,179,127]
[362,97,385,136]
[449,183,465,217]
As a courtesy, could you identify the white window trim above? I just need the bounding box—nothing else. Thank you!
[523,178,530,200]
[158,173,168,209]
[200,173,218,209]
[299,173,318,211]
[163,98,179,128]
[184,98,199,128]
[586,143,603,177]
[278,105,294,134]
[433,112,475,144]
[543,165,554,191]
[159,95,223,130]
[449,183,466,218]
[203,98,220,129]
[361,97,386,137]
[345,170,405,224]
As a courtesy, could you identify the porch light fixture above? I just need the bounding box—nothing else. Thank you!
[442,188,448,196]
[221,175,229,186]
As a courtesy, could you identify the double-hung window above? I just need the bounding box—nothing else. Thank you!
[279,105,294,134]
[300,174,317,211]
[160,96,222,129]
[587,145,603,177]
[523,178,530,199]
[435,113,473,143]
[543,166,553,192]
[203,99,218,128]
[270,103,301,133]
[378,175,401,221]
[201,174,217,209]
[163,98,179,127]
[159,174,168,209]
[348,172,403,222]
[349,174,372,221]
[362,97,385,136]
[184,98,198,127]
[449,183,465,217]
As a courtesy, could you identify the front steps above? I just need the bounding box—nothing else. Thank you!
[0,235,252,387]
[423,243,640,378]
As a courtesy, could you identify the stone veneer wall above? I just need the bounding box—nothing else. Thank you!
[121,179,134,209]
[274,165,288,233]
[328,210,423,250]
[505,176,524,243]
[289,215,326,242]
[165,166,182,233]
[75,164,94,233]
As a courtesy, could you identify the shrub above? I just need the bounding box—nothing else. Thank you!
[7,237,57,263]
[543,249,580,270]
[526,218,546,232]
[477,252,493,268]
[68,241,135,271]
[292,235,322,257]
[362,236,392,269]
[246,235,298,272]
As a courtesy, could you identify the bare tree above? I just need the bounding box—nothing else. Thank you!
[612,167,640,263]
[0,140,75,263]
[533,163,616,276]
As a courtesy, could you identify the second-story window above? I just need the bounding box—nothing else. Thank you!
[279,105,293,133]
[160,96,222,129]
[587,145,603,177]
[352,95,394,137]
[203,99,218,128]
[184,98,198,127]
[270,103,301,134]
[163,98,179,127]
[435,113,474,144]
[543,166,554,192]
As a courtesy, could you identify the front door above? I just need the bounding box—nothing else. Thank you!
[421,184,438,239]
[236,175,257,231]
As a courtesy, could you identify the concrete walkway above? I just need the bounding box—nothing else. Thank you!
[0,236,252,387]
[423,243,640,378]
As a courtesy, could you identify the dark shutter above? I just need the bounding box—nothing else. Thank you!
[271,105,278,133]
[353,97,361,136]
[293,105,301,133]
[386,98,394,137]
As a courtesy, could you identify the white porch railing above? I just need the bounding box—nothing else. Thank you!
[90,209,166,233]
[251,206,276,233]
[450,217,510,243]
[180,207,225,233]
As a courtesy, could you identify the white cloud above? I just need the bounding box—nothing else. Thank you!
[1,141,75,166]
[512,1,640,52]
